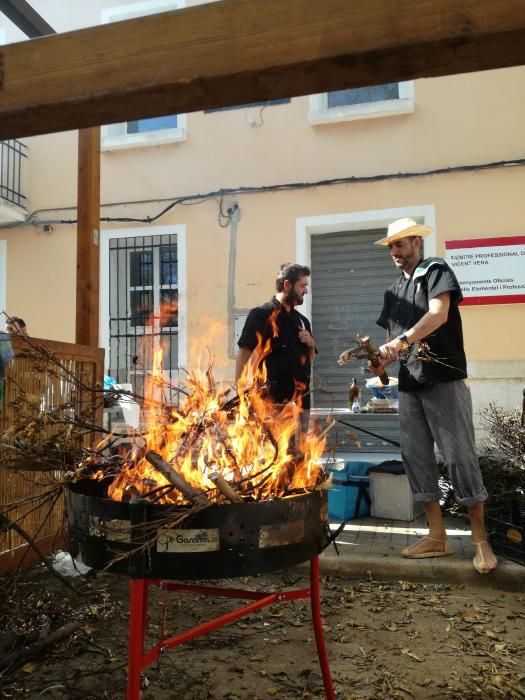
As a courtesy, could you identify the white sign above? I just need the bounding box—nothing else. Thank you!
[445,236,525,306]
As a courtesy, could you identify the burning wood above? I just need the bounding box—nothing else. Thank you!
[75,328,332,507]
[0,315,331,515]
[208,469,244,504]
[144,451,208,506]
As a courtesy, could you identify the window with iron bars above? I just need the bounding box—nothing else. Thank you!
[108,233,180,401]
[0,140,28,209]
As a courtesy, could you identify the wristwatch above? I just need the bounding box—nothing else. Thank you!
[397,333,409,346]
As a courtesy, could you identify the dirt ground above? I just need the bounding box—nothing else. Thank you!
[0,558,524,700]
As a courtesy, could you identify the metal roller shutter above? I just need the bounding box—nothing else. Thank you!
[310,228,401,451]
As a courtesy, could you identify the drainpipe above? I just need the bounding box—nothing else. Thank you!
[226,203,241,356]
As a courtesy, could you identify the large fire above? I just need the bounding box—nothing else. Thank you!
[90,313,330,505]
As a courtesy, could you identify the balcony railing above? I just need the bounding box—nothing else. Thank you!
[0,139,28,209]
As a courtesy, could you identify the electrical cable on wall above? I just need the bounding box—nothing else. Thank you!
[23,157,525,229]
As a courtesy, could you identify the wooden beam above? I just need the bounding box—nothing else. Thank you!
[0,0,525,139]
[0,0,55,38]
[75,128,100,347]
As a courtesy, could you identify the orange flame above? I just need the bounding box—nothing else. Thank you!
[95,307,329,505]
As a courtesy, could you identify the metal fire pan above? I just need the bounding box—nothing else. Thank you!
[66,480,329,580]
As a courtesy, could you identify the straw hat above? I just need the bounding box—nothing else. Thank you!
[375,217,433,246]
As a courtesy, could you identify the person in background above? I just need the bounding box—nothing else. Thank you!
[236,263,316,418]
[0,331,14,402]
[5,316,28,336]
[369,217,497,574]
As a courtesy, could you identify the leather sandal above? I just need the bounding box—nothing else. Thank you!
[472,540,497,574]
[401,535,454,559]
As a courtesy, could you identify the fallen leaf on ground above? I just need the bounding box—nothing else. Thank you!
[401,648,424,662]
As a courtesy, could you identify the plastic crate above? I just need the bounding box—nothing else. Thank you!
[327,461,371,520]
[486,498,525,566]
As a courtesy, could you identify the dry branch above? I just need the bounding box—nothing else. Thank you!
[144,451,208,506]
[0,621,82,673]
[441,402,525,514]
[337,333,389,385]
[0,512,77,593]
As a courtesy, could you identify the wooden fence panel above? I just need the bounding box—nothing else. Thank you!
[0,336,104,573]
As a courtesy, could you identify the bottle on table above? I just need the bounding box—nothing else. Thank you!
[349,378,361,413]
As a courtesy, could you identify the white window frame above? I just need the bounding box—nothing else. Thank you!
[308,81,414,125]
[100,225,188,376]
[101,0,187,151]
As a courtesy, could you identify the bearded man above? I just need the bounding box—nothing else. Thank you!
[236,263,316,410]
[370,218,497,574]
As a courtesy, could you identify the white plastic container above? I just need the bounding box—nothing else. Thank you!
[369,470,423,521]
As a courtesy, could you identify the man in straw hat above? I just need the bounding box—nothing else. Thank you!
[369,218,497,574]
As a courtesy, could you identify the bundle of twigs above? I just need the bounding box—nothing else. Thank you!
[481,403,525,468]
[440,402,525,515]
[478,403,525,501]
[0,342,101,472]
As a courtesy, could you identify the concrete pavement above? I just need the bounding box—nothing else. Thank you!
[319,513,524,590]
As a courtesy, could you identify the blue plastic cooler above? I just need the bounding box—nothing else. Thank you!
[328,461,371,520]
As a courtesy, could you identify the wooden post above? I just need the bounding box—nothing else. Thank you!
[76,127,100,347]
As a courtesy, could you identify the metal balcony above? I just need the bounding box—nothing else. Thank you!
[0,139,28,224]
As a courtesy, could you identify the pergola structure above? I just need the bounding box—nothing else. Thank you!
[1,0,525,347]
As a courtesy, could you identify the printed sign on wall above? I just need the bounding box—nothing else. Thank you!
[445,236,525,305]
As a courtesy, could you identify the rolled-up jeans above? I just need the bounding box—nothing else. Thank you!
[398,380,487,507]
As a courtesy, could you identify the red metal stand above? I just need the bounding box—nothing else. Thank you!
[127,555,334,699]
